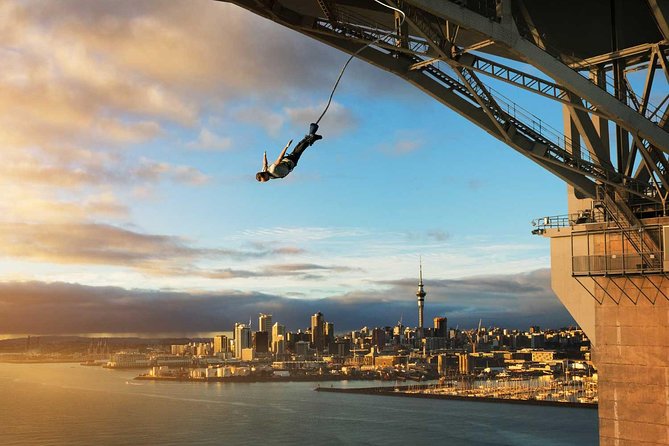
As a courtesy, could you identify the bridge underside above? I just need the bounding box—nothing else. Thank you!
[222,1,669,444]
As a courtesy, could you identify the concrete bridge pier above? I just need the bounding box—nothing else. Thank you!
[546,190,669,445]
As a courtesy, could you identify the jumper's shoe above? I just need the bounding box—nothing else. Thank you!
[309,122,319,135]
[305,133,323,145]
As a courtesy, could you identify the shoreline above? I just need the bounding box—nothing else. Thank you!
[135,374,380,383]
[314,385,598,409]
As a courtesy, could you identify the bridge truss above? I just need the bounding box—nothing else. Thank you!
[222,0,669,219]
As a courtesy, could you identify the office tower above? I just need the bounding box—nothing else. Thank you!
[325,322,334,343]
[272,323,286,353]
[371,327,385,348]
[253,331,269,353]
[213,335,228,354]
[274,335,286,355]
[234,323,251,359]
[434,317,447,338]
[311,311,325,352]
[259,313,273,348]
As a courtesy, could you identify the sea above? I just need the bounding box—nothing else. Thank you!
[0,363,598,445]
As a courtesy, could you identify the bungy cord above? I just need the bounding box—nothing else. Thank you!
[314,0,407,125]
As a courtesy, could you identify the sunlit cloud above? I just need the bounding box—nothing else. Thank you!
[235,106,286,137]
[284,101,358,137]
[379,134,424,155]
[187,127,233,152]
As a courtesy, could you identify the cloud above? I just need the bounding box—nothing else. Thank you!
[0,223,211,267]
[270,247,306,256]
[261,263,361,276]
[0,269,575,334]
[134,159,210,185]
[0,222,320,280]
[187,128,233,151]
[427,230,450,242]
[379,131,425,155]
[150,261,359,281]
[235,106,286,137]
[284,102,358,137]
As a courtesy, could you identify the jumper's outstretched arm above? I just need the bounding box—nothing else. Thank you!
[274,139,292,165]
[262,151,268,172]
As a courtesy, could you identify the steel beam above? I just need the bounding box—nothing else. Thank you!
[297,30,599,198]
[569,42,658,70]
[404,0,669,154]
[565,93,613,170]
[647,0,669,42]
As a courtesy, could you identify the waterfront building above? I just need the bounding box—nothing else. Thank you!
[374,355,402,368]
[513,349,556,363]
[171,344,188,355]
[153,355,192,367]
[196,342,212,356]
[241,348,255,361]
[107,352,150,368]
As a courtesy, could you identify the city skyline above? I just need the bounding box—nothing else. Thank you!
[0,267,574,336]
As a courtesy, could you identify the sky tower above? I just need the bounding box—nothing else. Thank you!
[416,258,426,332]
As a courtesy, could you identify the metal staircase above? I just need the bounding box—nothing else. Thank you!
[597,186,662,270]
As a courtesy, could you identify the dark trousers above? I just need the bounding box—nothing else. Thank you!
[283,136,311,166]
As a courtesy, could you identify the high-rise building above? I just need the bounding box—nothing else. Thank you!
[234,323,251,359]
[416,259,426,334]
[273,335,286,355]
[213,335,228,354]
[325,322,334,342]
[253,331,269,354]
[434,317,447,338]
[259,313,273,348]
[295,340,310,357]
[272,323,285,353]
[371,327,385,348]
[311,312,325,352]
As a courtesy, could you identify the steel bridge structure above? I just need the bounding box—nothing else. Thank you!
[220,1,669,444]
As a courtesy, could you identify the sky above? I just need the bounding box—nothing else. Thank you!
[0,0,579,336]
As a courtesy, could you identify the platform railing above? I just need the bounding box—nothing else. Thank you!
[572,252,663,275]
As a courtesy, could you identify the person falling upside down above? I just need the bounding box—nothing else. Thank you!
[256,123,322,182]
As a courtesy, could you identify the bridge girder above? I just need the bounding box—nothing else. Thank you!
[222,0,669,211]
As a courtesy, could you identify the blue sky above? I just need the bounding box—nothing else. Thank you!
[0,0,579,334]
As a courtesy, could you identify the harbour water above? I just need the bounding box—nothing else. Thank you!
[1,363,598,445]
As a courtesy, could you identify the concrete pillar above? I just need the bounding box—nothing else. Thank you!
[594,277,669,446]
[547,229,669,445]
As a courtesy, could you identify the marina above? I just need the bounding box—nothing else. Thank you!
[316,376,598,409]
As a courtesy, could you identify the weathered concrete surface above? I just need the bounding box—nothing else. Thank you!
[594,285,669,446]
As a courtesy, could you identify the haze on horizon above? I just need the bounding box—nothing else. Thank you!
[0,0,574,335]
